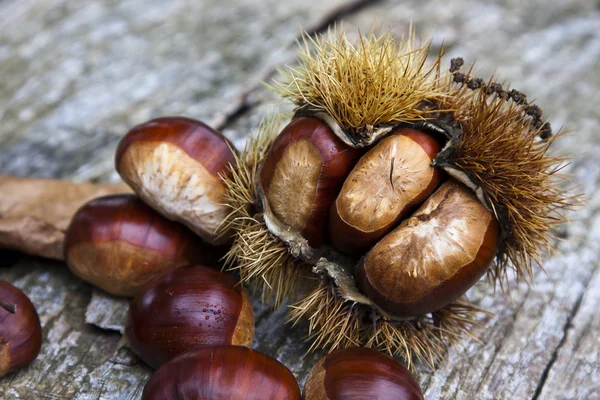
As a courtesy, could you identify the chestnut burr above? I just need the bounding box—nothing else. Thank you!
[260,117,362,247]
[356,180,499,317]
[126,266,254,369]
[142,346,301,400]
[115,117,236,245]
[64,194,213,297]
[0,281,42,377]
[303,347,423,400]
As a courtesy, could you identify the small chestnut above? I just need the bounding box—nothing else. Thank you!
[142,345,301,400]
[329,128,442,254]
[356,180,499,317]
[304,347,423,400]
[260,117,362,247]
[126,266,254,369]
[64,194,213,297]
[115,117,236,245]
[0,281,42,377]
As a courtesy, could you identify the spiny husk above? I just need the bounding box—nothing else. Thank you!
[439,79,579,284]
[221,114,310,306]
[288,280,486,371]
[270,28,446,139]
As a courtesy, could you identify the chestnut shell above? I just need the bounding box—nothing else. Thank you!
[304,347,423,400]
[142,345,301,400]
[0,281,42,377]
[64,194,214,297]
[126,266,254,369]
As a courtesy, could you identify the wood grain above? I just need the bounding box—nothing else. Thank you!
[1,0,599,399]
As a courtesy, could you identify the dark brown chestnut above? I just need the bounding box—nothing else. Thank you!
[64,194,215,297]
[329,128,443,254]
[126,266,254,369]
[0,281,42,377]
[356,180,499,317]
[259,117,362,247]
[303,347,423,400]
[115,117,236,245]
[142,345,300,400]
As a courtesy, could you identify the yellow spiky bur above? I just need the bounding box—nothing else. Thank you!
[221,29,577,368]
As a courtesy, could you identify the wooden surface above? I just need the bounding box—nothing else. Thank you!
[1,0,599,399]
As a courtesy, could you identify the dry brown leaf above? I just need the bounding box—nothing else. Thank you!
[0,176,131,260]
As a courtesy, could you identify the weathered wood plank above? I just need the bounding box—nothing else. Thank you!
[1,0,599,399]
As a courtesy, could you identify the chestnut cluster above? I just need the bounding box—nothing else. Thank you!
[64,117,235,296]
[261,117,499,316]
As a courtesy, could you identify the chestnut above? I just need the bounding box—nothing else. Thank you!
[356,180,499,317]
[126,266,254,369]
[64,194,214,297]
[0,281,42,377]
[329,128,443,254]
[142,345,300,399]
[115,117,236,245]
[304,347,423,400]
[260,117,361,247]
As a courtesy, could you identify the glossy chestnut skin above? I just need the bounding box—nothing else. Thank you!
[64,194,214,297]
[303,347,423,400]
[126,266,254,369]
[356,180,499,317]
[115,117,236,245]
[329,128,443,254]
[260,117,362,247]
[142,345,301,400]
[0,281,42,377]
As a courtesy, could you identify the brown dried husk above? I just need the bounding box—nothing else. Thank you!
[0,176,131,260]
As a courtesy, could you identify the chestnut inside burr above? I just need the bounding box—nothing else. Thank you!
[259,116,499,316]
[330,128,442,254]
[356,181,499,316]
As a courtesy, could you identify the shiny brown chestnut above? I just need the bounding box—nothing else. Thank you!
[142,345,300,400]
[126,266,254,369]
[64,194,215,297]
[329,128,443,254]
[0,281,42,377]
[303,347,423,400]
[356,180,499,317]
[115,117,236,245]
[260,117,362,247]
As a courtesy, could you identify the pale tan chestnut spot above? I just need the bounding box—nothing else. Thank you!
[266,140,322,232]
[231,290,255,347]
[118,142,229,244]
[0,340,9,377]
[66,241,186,297]
[364,182,493,302]
[336,134,435,232]
[303,357,327,400]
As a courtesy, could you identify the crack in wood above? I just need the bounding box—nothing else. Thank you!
[531,286,587,400]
